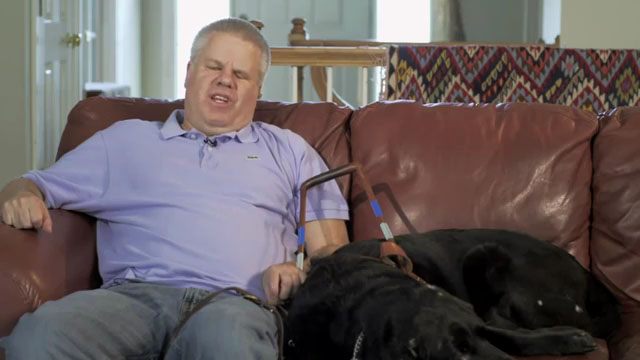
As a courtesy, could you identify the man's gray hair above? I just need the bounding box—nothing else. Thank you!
[190,18,271,84]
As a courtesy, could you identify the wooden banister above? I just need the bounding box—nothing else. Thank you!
[270,46,387,67]
[270,46,386,107]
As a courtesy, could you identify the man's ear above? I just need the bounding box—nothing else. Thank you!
[184,61,193,88]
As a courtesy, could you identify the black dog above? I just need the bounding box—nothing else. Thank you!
[336,229,621,340]
[284,252,597,360]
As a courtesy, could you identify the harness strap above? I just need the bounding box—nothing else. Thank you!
[162,287,284,360]
[380,240,413,274]
[379,242,428,286]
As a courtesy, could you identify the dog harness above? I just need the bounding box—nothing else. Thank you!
[297,163,416,274]
[296,163,428,359]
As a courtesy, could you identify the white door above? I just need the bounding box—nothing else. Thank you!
[231,0,374,104]
[32,0,94,169]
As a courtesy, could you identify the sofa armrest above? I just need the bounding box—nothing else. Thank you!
[0,210,99,337]
[608,295,640,360]
[589,263,640,360]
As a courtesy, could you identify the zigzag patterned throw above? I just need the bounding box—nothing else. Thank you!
[385,45,640,113]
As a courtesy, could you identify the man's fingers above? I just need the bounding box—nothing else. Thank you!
[29,206,44,229]
[42,209,53,233]
[265,271,280,305]
[0,191,49,231]
[28,205,52,232]
[279,273,294,301]
[263,264,307,306]
[1,207,13,226]
[36,202,52,233]
[15,205,32,229]
[279,270,306,301]
[292,271,306,294]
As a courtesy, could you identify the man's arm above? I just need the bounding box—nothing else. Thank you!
[0,178,52,232]
[303,218,349,260]
[262,218,348,305]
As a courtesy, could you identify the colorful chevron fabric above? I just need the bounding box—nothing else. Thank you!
[385,45,640,113]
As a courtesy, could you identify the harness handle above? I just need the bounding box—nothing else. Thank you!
[297,162,413,274]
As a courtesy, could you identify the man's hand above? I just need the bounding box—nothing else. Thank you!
[262,262,306,306]
[262,220,347,305]
[0,178,52,233]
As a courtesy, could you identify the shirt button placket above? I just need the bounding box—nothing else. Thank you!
[204,138,218,168]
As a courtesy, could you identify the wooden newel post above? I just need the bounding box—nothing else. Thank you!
[289,18,309,102]
[288,18,308,43]
[250,20,264,31]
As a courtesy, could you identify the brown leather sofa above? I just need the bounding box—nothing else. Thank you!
[1,97,639,360]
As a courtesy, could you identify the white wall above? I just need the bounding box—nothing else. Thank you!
[541,0,561,44]
[102,0,142,96]
[459,0,530,43]
[141,0,177,99]
[0,1,31,187]
[561,0,640,49]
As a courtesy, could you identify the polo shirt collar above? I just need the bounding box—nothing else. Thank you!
[160,109,258,143]
[160,109,188,140]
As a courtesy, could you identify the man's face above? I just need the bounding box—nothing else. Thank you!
[183,32,263,136]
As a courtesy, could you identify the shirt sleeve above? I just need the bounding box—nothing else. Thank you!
[292,138,350,223]
[23,131,110,213]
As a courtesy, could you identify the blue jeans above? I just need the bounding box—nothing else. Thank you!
[0,281,279,359]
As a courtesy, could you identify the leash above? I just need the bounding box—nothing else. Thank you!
[162,287,285,360]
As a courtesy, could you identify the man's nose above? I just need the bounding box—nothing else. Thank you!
[216,64,234,87]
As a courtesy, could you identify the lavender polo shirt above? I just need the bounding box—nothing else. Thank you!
[24,109,349,299]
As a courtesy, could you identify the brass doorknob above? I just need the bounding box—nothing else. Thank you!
[63,33,82,48]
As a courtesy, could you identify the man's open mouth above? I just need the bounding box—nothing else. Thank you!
[211,95,230,104]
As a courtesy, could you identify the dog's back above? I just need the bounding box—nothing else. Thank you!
[284,252,597,360]
[336,229,621,339]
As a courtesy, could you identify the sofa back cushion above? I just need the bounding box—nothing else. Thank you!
[61,97,352,196]
[592,107,640,302]
[348,101,598,267]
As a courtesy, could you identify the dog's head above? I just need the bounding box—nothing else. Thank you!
[463,242,620,338]
[392,284,596,359]
[327,257,516,360]
[386,288,513,360]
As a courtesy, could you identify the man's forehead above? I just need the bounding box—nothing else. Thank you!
[202,34,260,57]
[206,32,257,48]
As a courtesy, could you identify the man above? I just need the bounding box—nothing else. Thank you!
[0,18,349,359]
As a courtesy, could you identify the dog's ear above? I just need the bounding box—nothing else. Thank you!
[462,243,512,315]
